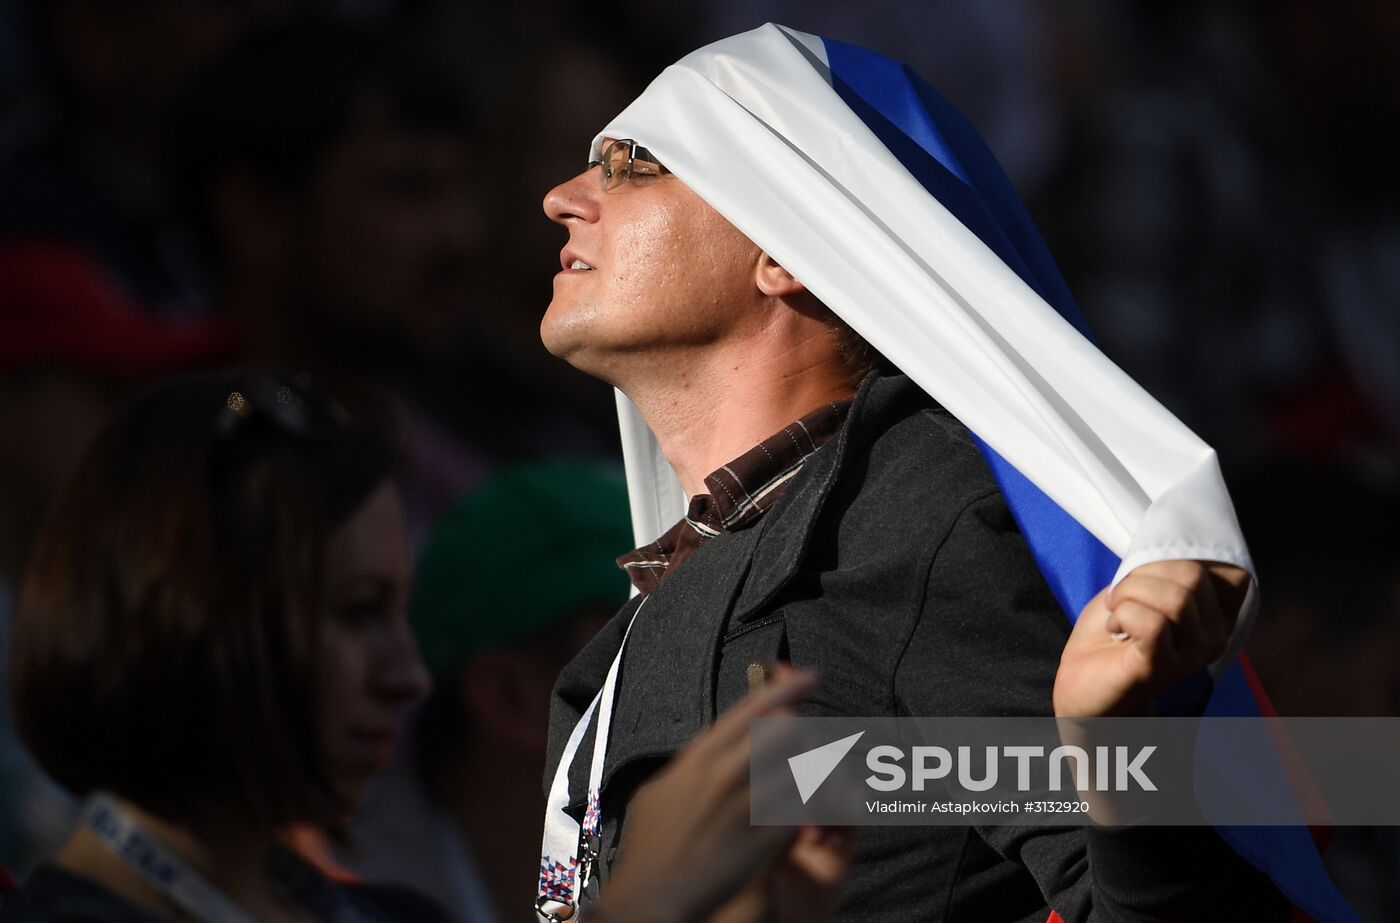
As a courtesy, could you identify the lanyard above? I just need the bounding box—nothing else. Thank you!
[81,794,372,923]
[536,598,648,923]
[82,794,263,923]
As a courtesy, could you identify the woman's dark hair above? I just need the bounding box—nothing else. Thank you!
[8,371,393,827]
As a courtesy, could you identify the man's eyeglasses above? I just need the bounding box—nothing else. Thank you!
[587,139,666,191]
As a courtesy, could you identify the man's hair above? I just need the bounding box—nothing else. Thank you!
[827,314,894,381]
[173,21,473,268]
[8,372,393,827]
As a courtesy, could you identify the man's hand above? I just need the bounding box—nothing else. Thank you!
[711,824,856,923]
[595,666,851,923]
[1054,561,1250,718]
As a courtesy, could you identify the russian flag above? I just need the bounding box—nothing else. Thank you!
[820,34,1355,923]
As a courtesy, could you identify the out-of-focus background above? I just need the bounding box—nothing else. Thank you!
[0,0,1395,919]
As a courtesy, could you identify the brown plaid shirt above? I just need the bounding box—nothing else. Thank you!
[617,398,853,594]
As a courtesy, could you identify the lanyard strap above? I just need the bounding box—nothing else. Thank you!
[82,794,262,923]
[536,598,647,922]
[81,794,374,923]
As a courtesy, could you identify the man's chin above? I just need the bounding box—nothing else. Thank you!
[544,342,611,384]
[540,335,624,392]
[540,311,597,366]
[539,318,580,363]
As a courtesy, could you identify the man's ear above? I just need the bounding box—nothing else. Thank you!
[756,252,808,297]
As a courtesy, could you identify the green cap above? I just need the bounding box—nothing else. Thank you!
[410,461,634,675]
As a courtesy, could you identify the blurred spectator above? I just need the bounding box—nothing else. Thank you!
[1035,1,1400,471]
[175,22,478,382]
[0,254,230,873]
[0,0,292,322]
[345,462,633,922]
[3,371,443,921]
[176,21,488,544]
[175,21,619,545]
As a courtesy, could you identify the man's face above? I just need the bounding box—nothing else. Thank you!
[540,140,766,383]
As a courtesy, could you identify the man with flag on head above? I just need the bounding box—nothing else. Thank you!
[536,23,1357,923]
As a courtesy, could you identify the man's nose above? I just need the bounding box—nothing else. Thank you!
[543,169,600,225]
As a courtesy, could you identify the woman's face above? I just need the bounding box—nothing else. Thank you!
[315,479,430,811]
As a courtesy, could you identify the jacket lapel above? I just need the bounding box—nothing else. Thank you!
[731,370,925,623]
[600,522,763,790]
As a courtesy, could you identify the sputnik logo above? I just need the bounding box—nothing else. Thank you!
[787,732,865,804]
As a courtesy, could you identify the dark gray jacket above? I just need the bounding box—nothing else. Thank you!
[547,370,1286,922]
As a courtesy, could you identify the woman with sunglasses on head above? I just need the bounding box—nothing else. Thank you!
[0,372,850,923]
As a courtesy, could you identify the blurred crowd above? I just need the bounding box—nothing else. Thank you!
[0,0,1395,920]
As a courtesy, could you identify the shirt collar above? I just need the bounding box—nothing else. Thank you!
[618,398,852,593]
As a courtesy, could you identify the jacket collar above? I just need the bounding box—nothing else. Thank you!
[730,368,930,623]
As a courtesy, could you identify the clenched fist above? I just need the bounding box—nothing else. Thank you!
[1054,560,1251,718]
